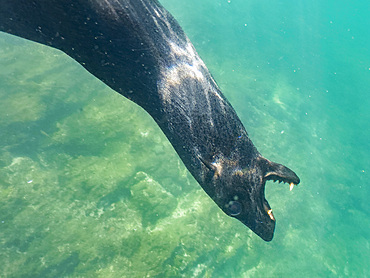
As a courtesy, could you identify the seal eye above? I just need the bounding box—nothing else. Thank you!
[227,201,242,216]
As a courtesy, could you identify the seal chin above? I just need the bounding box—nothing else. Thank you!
[255,180,276,241]
[246,199,276,242]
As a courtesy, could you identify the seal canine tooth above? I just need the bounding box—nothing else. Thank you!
[267,209,275,221]
[290,183,295,191]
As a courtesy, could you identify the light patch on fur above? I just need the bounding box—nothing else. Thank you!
[211,161,223,178]
[169,41,205,80]
[233,170,244,177]
[159,39,225,108]
[149,8,224,104]
[162,40,207,87]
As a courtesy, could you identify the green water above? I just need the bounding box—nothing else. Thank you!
[0,0,369,277]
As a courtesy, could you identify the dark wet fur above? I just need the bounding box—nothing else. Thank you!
[0,0,300,241]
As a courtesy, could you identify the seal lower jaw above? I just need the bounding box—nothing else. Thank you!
[263,197,275,221]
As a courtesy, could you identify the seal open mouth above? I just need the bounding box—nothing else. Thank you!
[262,161,301,221]
[236,157,301,241]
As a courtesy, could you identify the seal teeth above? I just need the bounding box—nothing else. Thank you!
[267,209,275,221]
[289,183,294,191]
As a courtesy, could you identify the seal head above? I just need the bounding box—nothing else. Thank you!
[200,155,300,241]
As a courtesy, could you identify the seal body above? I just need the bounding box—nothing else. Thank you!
[0,0,299,241]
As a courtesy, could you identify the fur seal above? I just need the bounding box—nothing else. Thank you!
[0,0,299,241]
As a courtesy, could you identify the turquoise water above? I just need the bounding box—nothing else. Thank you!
[0,0,369,277]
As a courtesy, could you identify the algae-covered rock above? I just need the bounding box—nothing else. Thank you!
[130,172,178,227]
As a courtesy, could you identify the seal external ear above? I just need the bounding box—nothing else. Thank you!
[198,155,216,171]
[198,155,222,178]
[258,156,300,188]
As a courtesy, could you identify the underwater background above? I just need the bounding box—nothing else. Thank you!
[0,0,369,277]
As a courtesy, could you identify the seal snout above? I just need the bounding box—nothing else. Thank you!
[259,156,300,190]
